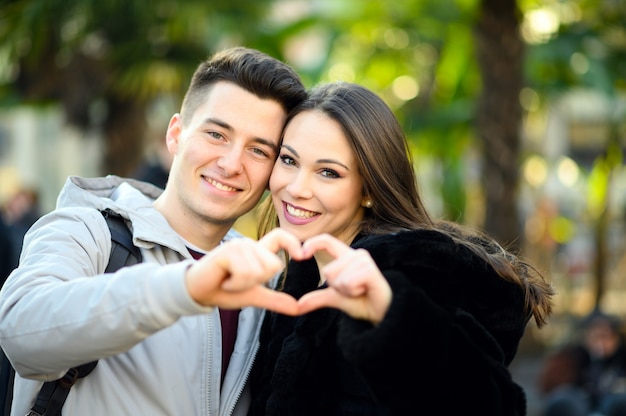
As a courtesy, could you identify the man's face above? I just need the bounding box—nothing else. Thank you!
[165,81,287,229]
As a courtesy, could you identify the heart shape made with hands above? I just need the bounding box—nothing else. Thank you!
[193,230,391,323]
[250,231,359,317]
[184,228,300,314]
[212,230,348,317]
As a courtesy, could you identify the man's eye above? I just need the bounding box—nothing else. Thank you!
[252,148,270,158]
[208,131,224,140]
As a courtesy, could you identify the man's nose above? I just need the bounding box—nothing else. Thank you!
[217,146,244,176]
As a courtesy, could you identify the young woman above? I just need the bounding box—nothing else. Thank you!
[248,81,555,415]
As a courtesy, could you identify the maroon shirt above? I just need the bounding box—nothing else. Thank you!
[188,248,241,385]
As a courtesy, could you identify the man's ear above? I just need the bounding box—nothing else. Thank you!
[165,113,182,154]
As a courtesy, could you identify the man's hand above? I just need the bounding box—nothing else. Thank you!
[185,228,305,315]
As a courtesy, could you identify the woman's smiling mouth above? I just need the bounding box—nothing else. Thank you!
[283,202,320,225]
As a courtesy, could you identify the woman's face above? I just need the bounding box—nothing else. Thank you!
[269,110,368,244]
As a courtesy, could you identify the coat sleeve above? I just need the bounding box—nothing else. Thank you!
[0,207,207,380]
[335,271,528,416]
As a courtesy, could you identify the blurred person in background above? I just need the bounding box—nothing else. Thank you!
[538,309,626,416]
[132,135,174,189]
[0,214,13,287]
[0,215,12,416]
[3,188,41,270]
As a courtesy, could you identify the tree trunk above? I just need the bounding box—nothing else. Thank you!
[474,0,524,250]
[592,125,622,308]
[101,97,147,177]
[593,200,609,309]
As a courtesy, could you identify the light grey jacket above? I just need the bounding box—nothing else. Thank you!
[0,176,262,416]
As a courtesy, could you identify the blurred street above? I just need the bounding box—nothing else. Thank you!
[511,353,545,416]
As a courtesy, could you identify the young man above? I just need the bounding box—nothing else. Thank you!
[0,47,306,416]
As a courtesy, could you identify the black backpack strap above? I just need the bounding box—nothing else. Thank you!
[27,362,97,416]
[102,208,142,271]
[27,209,141,416]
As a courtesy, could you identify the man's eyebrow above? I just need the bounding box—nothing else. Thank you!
[203,117,233,131]
[256,138,279,153]
[204,117,278,153]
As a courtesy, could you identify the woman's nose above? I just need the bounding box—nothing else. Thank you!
[285,173,313,199]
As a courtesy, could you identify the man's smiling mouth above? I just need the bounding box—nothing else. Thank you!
[205,177,239,192]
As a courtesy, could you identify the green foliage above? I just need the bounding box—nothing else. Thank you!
[1,0,624,220]
[0,0,275,107]
[525,0,626,97]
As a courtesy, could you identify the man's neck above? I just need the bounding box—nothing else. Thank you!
[180,222,230,251]
[153,196,232,251]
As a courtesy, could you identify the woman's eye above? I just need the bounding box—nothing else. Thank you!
[279,154,296,166]
[321,168,340,179]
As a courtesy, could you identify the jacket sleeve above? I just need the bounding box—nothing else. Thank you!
[0,207,209,380]
[335,271,527,416]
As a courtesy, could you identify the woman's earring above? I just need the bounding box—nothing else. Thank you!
[364,200,373,208]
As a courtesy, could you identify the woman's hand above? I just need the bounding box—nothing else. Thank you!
[298,234,392,325]
[185,228,304,315]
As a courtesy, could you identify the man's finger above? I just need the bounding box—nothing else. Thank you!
[220,253,283,290]
[248,287,300,316]
[297,288,343,314]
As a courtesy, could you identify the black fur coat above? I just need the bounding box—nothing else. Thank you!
[248,229,530,416]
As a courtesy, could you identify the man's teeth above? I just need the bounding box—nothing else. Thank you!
[287,204,316,218]
[208,178,236,191]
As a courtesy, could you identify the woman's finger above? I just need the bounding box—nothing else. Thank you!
[259,228,305,260]
[301,234,352,261]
